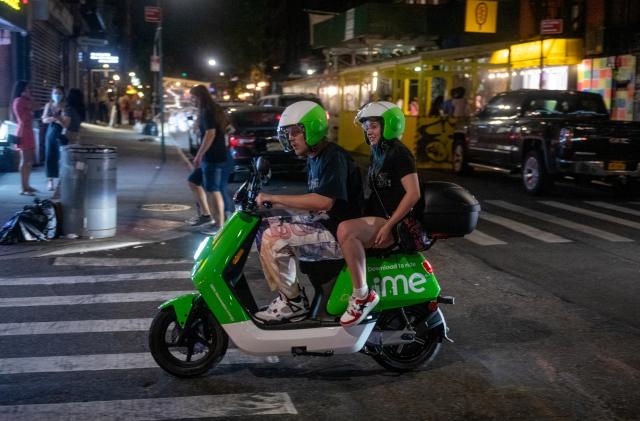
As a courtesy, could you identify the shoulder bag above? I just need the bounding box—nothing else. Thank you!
[370,175,429,253]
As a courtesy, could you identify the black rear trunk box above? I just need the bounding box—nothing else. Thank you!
[421,182,480,237]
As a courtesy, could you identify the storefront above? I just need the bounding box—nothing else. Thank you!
[489,39,583,92]
[0,0,29,121]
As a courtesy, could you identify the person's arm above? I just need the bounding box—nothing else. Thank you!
[193,128,216,167]
[42,103,55,124]
[256,192,334,211]
[374,172,420,247]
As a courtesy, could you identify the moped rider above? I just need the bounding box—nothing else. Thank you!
[337,101,420,327]
[255,101,364,323]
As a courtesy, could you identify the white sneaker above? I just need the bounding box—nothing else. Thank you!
[340,289,380,327]
[255,293,308,323]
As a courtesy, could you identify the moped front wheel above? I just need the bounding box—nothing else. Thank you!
[149,307,228,377]
[371,305,441,372]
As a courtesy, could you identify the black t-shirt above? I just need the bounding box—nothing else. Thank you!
[200,110,227,163]
[367,141,417,218]
[307,142,364,235]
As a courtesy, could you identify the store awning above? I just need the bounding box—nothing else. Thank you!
[490,38,583,69]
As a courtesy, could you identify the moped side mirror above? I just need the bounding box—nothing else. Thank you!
[256,157,270,177]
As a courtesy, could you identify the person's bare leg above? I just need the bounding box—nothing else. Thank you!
[19,149,34,191]
[337,217,390,290]
[211,191,225,225]
[188,181,211,219]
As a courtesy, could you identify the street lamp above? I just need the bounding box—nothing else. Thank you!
[207,58,217,67]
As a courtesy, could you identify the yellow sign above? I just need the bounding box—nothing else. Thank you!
[465,0,497,33]
[490,39,583,68]
[1,0,22,11]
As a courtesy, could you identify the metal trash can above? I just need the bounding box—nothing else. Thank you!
[60,145,117,239]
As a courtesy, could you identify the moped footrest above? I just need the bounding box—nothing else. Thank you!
[437,295,455,305]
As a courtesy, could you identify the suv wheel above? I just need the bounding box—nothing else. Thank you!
[452,141,472,175]
[522,150,553,195]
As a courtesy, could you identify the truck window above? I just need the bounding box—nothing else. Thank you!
[485,95,520,118]
[523,99,561,116]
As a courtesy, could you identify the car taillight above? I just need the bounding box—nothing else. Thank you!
[275,114,281,121]
[229,136,239,148]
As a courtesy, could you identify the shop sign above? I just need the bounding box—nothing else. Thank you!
[1,0,26,12]
[540,19,563,35]
[504,38,582,69]
[90,52,119,64]
[465,0,497,33]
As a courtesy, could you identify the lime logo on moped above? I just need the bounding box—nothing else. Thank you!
[371,273,428,298]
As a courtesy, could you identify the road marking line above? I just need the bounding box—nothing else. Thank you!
[486,200,632,242]
[0,291,194,308]
[0,349,280,374]
[584,201,640,218]
[0,271,190,286]
[464,229,507,246]
[0,392,297,420]
[39,241,146,256]
[0,319,152,336]
[541,201,640,230]
[480,212,571,243]
[52,257,192,266]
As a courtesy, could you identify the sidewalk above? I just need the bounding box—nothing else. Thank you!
[0,124,200,259]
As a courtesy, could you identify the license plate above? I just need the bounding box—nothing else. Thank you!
[266,142,282,152]
[607,161,626,171]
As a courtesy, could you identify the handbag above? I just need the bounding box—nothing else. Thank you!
[370,175,429,253]
[7,134,21,146]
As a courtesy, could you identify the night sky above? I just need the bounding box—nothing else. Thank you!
[128,0,384,84]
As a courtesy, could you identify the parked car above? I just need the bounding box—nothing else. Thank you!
[256,93,322,108]
[227,106,307,182]
[453,89,640,194]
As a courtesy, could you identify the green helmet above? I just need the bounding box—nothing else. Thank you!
[355,101,405,142]
[277,101,328,151]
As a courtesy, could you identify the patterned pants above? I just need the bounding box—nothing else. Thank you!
[257,215,343,299]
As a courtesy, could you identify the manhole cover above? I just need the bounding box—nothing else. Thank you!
[141,203,191,212]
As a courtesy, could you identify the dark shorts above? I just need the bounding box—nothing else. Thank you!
[187,161,226,192]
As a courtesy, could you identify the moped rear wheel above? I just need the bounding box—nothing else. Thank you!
[149,307,228,377]
[371,306,441,372]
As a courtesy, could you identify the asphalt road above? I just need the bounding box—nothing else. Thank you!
[1,135,639,420]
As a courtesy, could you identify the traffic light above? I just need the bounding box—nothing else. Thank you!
[181,72,187,77]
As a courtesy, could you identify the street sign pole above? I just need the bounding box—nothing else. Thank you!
[158,5,167,163]
[157,0,165,163]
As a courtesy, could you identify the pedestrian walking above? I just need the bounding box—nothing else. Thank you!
[42,85,69,192]
[186,85,231,233]
[11,80,37,196]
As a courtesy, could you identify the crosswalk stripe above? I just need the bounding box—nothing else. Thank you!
[480,212,571,243]
[465,229,507,245]
[0,392,297,420]
[584,201,640,218]
[0,319,152,336]
[486,200,633,242]
[0,291,193,308]
[0,349,280,375]
[0,271,190,286]
[541,201,640,230]
[52,257,192,266]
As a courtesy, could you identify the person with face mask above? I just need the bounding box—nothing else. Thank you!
[336,101,421,327]
[42,86,70,192]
